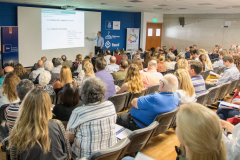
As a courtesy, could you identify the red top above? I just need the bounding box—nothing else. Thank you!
[114,54,122,64]
[231,90,240,103]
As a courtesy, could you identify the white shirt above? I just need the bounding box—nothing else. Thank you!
[0,89,20,107]
[219,48,223,51]
[29,68,45,81]
[104,55,112,65]
[176,90,196,105]
[165,62,176,70]
[52,65,62,73]
[105,64,119,74]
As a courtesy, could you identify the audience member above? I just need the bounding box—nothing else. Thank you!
[114,49,122,64]
[50,58,63,83]
[165,53,176,70]
[176,103,226,160]
[53,83,80,121]
[117,74,179,130]
[5,79,34,132]
[188,60,206,95]
[91,57,97,73]
[31,56,47,71]
[9,89,71,160]
[213,50,227,68]
[192,49,200,60]
[141,60,163,88]
[95,57,115,100]
[77,59,91,76]
[157,56,167,72]
[104,49,111,64]
[4,66,14,75]
[89,52,94,60]
[105,56,120,73]
[185,47,190,59]
[44,61,54,72]
[193,44,197,50]
[112,60,128,84]
[98,53,104,58]
[219,44,223,51]
[13,63,29,80]
[209,47,219,59]
[199,54,209,71]
[177,59,188,70]
[76,62,95,89]
[229,47,237,55]
[29,60,45,81]
[116,64,144,94]
[0,67,4,87]
[172,45,178,56]
[72,54,82,71]
[174,69,196,104]
[67,77,117,158]
[143,52,152,68]
[61,55,73,68]
[174,52,185,71]
[133,58,144,73]
[200,49,213,70]
[52,58,56,67]
[37,71,55,95]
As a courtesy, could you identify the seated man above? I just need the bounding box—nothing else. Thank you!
[192,49,200,60]
[114,49,122,64]
[188,60,206,95]
[117,74,179,131]
[61,55,72,68]
[112,60,128,84]
[104,49,111,65]
[185,47,190,59]
[50,58,63,83]
[206,55,239,88]
[213,50,227,68]
[29,60,45,81]
[5,79,34,132]
[95,57,116,100]
[141,60,163,88]
[4,66,14,75]
[31,56,47,71]
[105,56,119,74]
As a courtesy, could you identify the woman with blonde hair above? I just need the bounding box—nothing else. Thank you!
[199,54,209,71]
[177,59,188,70]
[176,103,226,160]
[14,63,29,80]
[200,49,213,70]
[174,69,196,104]
[9,89,71,160]
[133,58,143,73]
[76,62,95,89]
[157,56,167,72]
[116,64,143,94]
[0,72,20,107]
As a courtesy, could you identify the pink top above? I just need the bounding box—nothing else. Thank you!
[140,70,163,88]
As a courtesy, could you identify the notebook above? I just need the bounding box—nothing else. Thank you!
[219,101,240,109]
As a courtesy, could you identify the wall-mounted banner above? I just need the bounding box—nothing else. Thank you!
[105,21,121,30]
[126,28,140,51]
[1,27,19,67]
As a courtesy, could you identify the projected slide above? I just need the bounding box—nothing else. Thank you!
[41,9,84,50]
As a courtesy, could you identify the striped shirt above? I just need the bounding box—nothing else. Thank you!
[191,75,206,95]
[4,102,21,132]
[67,101,117,158]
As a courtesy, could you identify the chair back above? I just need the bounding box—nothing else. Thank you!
[213,67,219,74]
[108,92,130,113]
[126,121,159,154]
[227,79,239,94]
[146,84,160,95]
[126,88,148,110]
[218,67,225,74]
[153,108,179,137]
[196,91,209,106]
[88,138,131,160]
[50,94,56,105]
[206,85,221,106]
[166,70,175,74]
[116,79,125,88]
[203,70,210,80]
[160,71,167,76]
[217,82,231,100]
[102,49,108,55]
[56,91,63,105]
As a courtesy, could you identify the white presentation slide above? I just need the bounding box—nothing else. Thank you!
[41,9,84,50]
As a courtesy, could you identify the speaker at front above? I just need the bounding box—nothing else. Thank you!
[179,17,185,27]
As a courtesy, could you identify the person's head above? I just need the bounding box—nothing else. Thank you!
[91,57,97,72]
[84,56,91,62]
[61,82,79,107]
[76,54,82,62]
[106,49,111,55]
[134,54,141,59]
[138,48,143,53]
[176,103,226,160]
[133,58,143,71]
[199,49,206,55]
[230,44,236,49]
[218,44,222,49]
[37,60,44,68]
[95,57,107,71]
[119,60,128,70]
[14,63,26,78]
[124,64,143,93]
[158,56,165,63]
[188,60,203,77]
[114,49,118,55]
[176,52,185,61]
[81,77,106,104]
[44,61,53,72]
[172,45,176,50]
[2,72,20,102]
[110,56,117,64]
[174,69,194,97]
[229,47,237,55]
[60,66,72,86]
[192,49,200,59]
[61,55,66,61]
[159,74,178,93]
[98,53,104,58]
[83,62,94,77]
[177,59,188,70]
[97,31,102,37]
[119,49,125,55]
[169,48,174,53]
[185,47,190,52]
[89,52,94,58]
[150,47,155,53]
[55,58,63,66]
[4,66,14,75]
[52,58,56,67]
[0,67,3,78]
[39,71,51,87]
[159,49,164,54]
[219,50,227,59]
[41,56,47,62]
[162,46,167,52]
[222,54,234,67]
[199,54,207,71]
[148,60,158,70]
[16,79,34,101]
[167,53,175,62]
[156,47,160,52]
[193,44,197,49]
[9,89,52,154]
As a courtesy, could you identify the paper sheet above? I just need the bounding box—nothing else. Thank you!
[135,152,155,160]
[115,124,133,140]
[210,71,219,76]
[219,101,240,109]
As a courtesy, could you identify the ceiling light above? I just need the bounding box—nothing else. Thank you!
[124,6,134,8]
[128,0,143,2]
[198,3,213,5]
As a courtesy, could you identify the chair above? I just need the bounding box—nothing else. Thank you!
[218,67,225,75]
[102,49,109,55]
[126,88,148,110]
[227,79,239,95]
[56,91,63,105]
[126,121,159,154]
[0,104,9,142]
[153,108,179,137]
[146,84,160,95]
[203,70,210,80]
[108,92,130,113]
[217,82,231,100]
[213,67,219,74]
[206,85,222,106]
[160,71,167,76]
[166,70,175,74]
[196,91,209,106]
[50,94,56,105]
[87,138,131,160]
[116,79,125,88]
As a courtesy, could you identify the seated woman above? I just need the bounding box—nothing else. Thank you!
[177,59,188,70]
[133,58,144,73]
[142,52,151,68]
[0,73,20,107]
[52,66,75,95]
[53,83,80,121]
[176,103,226,160]
[199,54,209,71]
[36,71,55,95]
[174,69,196,104]
[14,63,29,80]
[76,57,91,73]
[200,49,213,70]
[72,54,82,72]
[76,62,95,89]
[165,53,176,70]
[67,77,117,159]
[157,56,167,72]
[116,64,144,94]
[44,61,54,72]
[9,89,71,160]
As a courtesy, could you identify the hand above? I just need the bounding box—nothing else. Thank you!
[209,52,213,54]
[51,104,55,110]
[116,87,120,91]
[220,120,228,129]
[233,101,240,105]
[216,75,220,79]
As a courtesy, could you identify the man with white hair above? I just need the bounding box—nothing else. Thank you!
[172,45,178,56]
[229,47,238,55]
[105,56,119,74]
[218,45,223,52]
[116,74,179,131]
[140,60,163,88]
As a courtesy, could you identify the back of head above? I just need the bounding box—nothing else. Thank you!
[138,48,143,52]
[158,56,165,62]
[150,47,155,53]
[199,54,207,71]
[9,88,52,154]
[176,103,226,160]
[222,54,234,63]
[134,55,141,59]
[167,53,176,61]
[76,54,82,62]
[133,58,143,71]
[230,47,237,54]
[189,60,203,75]
[161,74,178,93]
[98,53,104,58]
[60,66,72,86]
[61,82,79,107]
[16,79,34,101]
[193,49,199,55]
[219,50,227,57]
[96,57,107,71]
[177,52,185,59]
[14,63,26,78]
[120,60,128,70]
[110,56,117,64]
[44,61,54,72]
[41,56,47,62]
[199,49,206,54]
[148,60,157,69]
[114,49,118,55]
[4,66,14,74]
[177,59,188,70]
[52,58,56,66]
[61,55,66,61]
[37,60,44,68]
[55,58,63,66]
[84,56,91,62]
[39,71,51,87]
[83,62,94,76]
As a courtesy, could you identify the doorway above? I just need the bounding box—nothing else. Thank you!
[145,23,162,51]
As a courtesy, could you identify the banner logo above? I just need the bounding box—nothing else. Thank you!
[128,33,138,43]
[105,41,111,49]
[105,21,121,30]
[112,43,120,47]
[105,31,120,39]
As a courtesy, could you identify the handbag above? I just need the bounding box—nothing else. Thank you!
[226,116,240,125]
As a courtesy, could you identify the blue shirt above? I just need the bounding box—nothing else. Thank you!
[191,75,206,95]
[0,76,4,87]
[91,36,104,47]
[130,92,179,128]
[185,51,190,59]
[95,70,116,100]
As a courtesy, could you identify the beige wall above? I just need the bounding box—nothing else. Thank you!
[162,14,240,53]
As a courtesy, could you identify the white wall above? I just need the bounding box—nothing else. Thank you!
[18,6,101,67]
[140,12,163,51]
[162,14,240,53]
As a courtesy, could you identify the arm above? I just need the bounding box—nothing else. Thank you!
[131,98,138,109]
[214,70,231,86]
[231,90,239,103]
[116,83,128,94]
[66,131,76,142]
[220,120,234,133]
[52,81,62,90]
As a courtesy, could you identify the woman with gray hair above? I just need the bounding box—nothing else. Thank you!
[36,71,55,95]
[165,53,176,70]
[44,61,54,72]
[66,77,117,159]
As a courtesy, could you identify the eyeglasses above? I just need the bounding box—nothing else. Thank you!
[159,79,165,85]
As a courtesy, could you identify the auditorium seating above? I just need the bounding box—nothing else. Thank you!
[201,70,210,80]
[217,82,231,100]
[108,92,130,112]
[227,79,239,95]
[213,67,220,74]
[116,79,125,87]
[145,84,160,95]
[196,91,209,107]
[206,85,222,107]
[126,88,148,110]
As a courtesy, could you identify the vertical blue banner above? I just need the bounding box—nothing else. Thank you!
[1,27,19,68]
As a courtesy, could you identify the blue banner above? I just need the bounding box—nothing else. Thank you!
[1,27,19,67]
